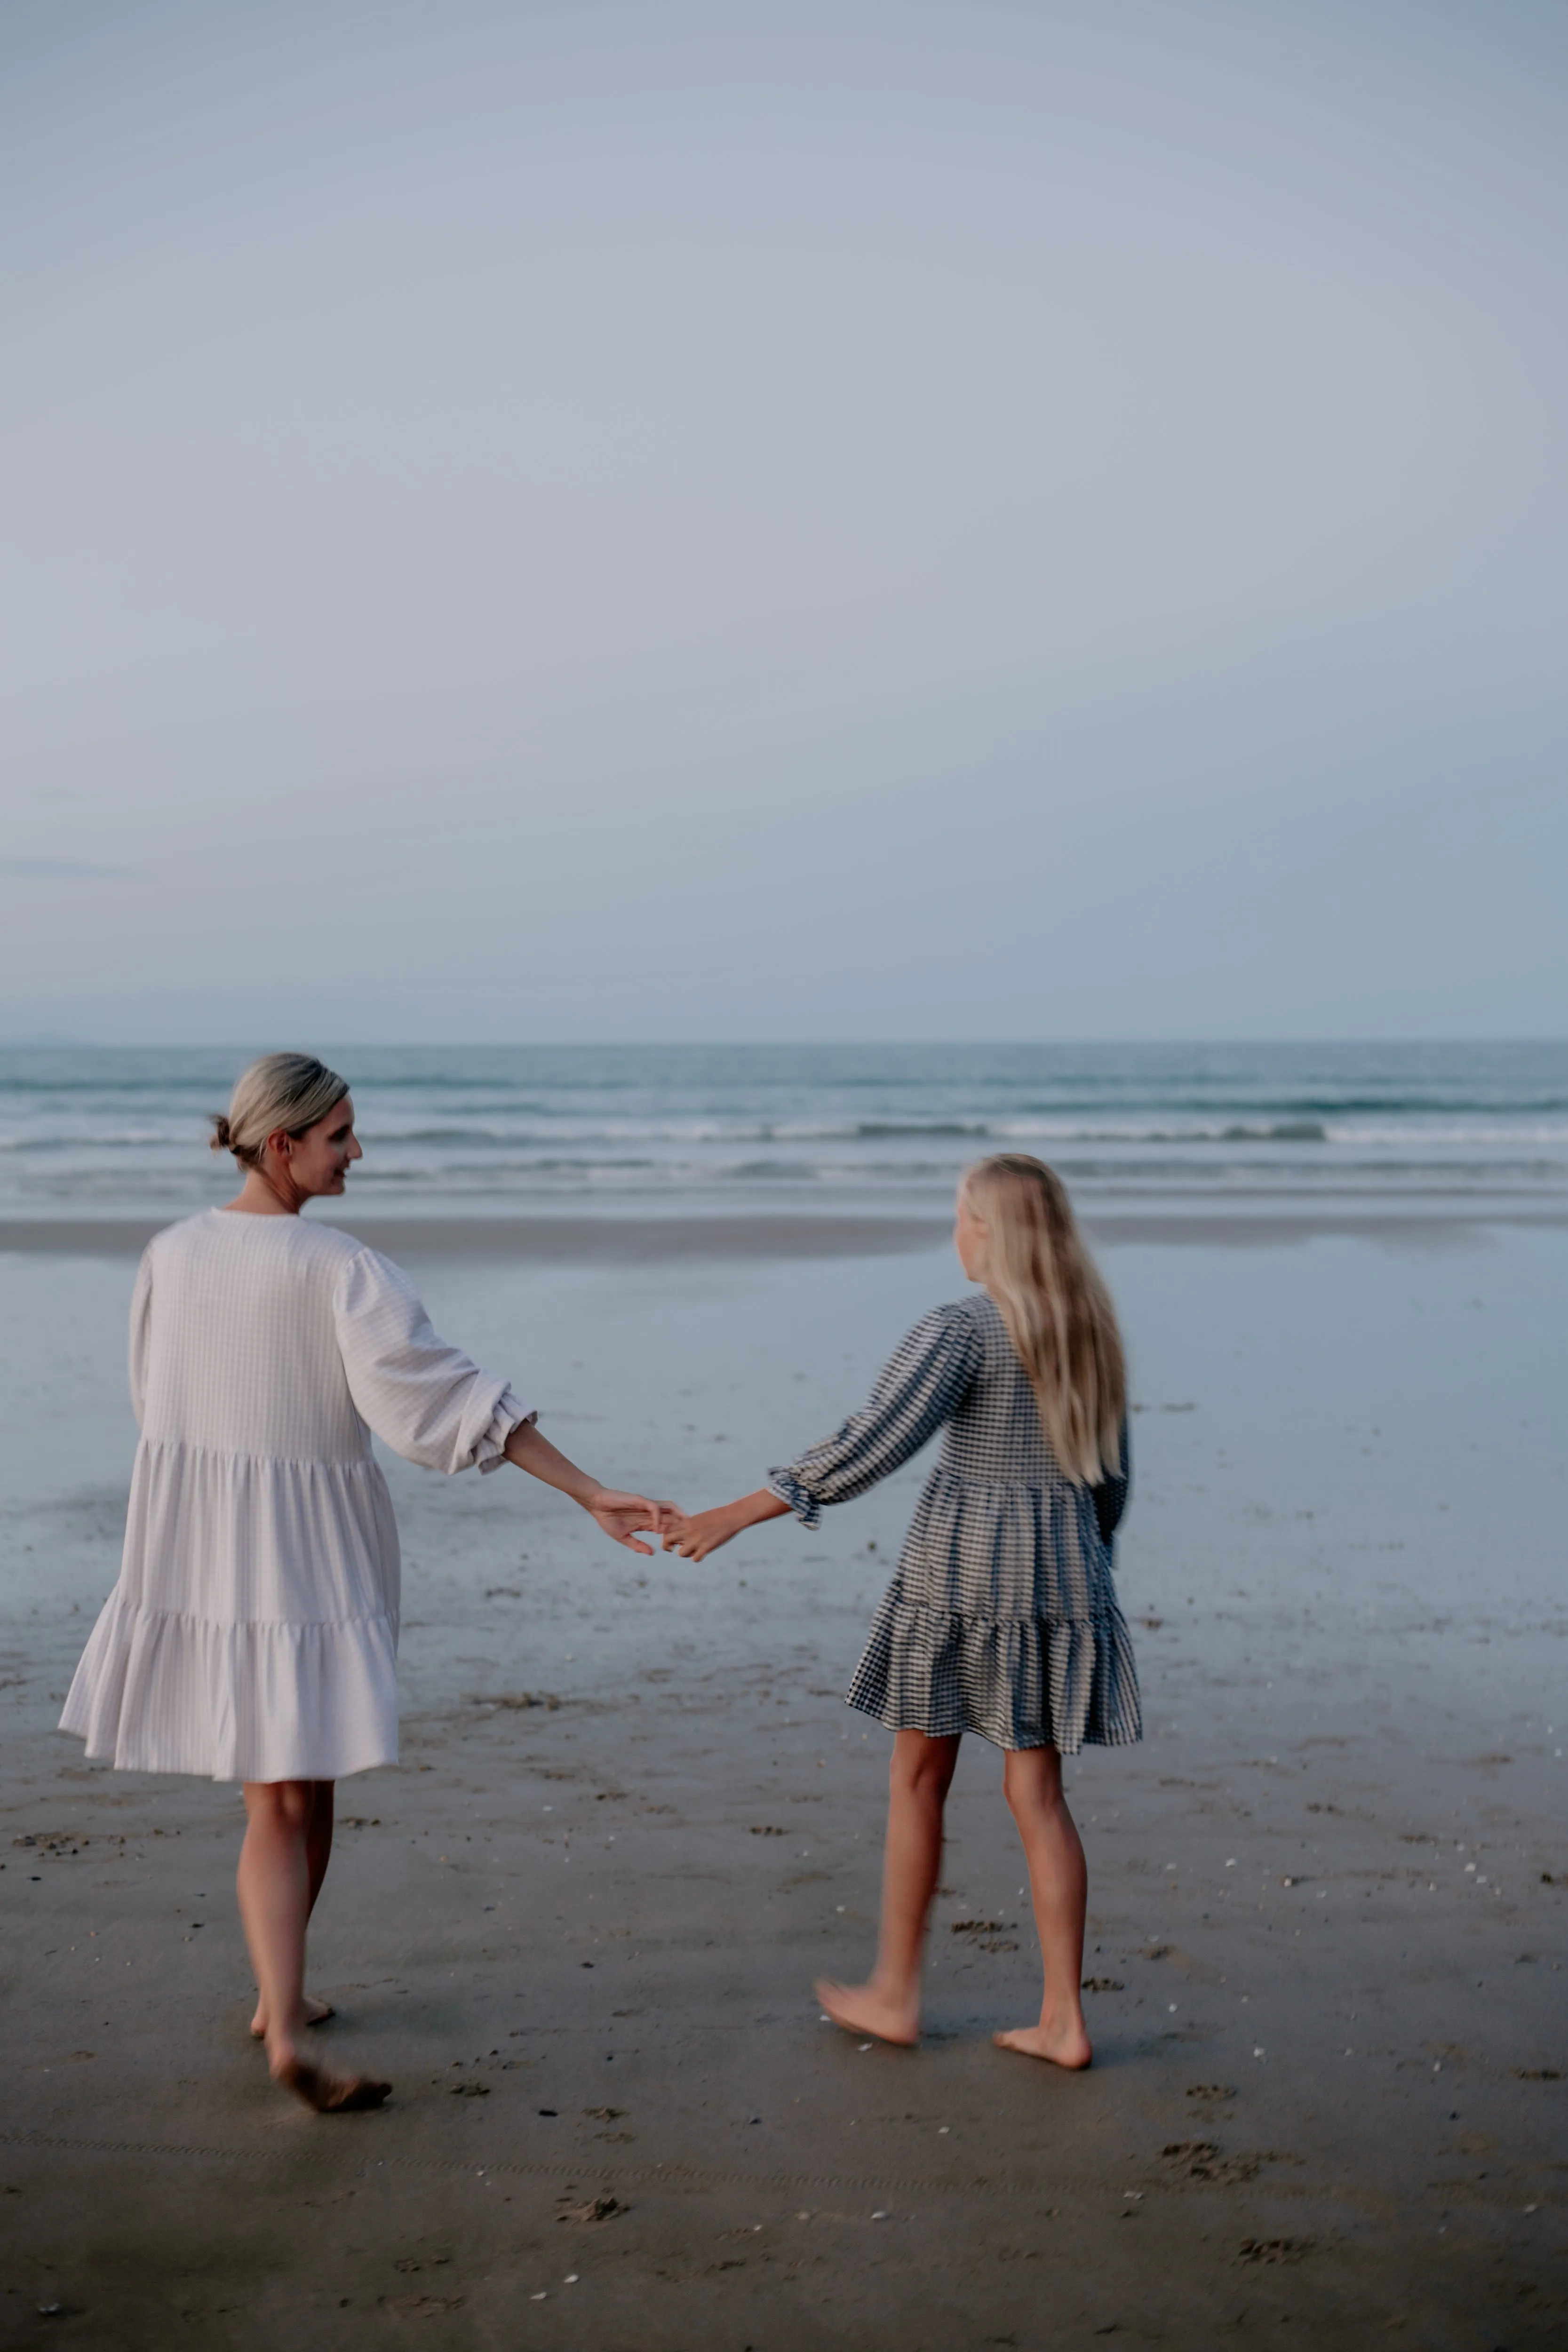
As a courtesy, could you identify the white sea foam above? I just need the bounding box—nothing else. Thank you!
[0,1042,1564,1217]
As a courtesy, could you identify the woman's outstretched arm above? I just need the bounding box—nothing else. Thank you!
[662,1487,791,1562]
[504,1419,677,1556]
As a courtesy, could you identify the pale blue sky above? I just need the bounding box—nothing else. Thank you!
[1,0,1564,1042]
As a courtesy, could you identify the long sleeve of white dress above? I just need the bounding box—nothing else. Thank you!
[333,1248,533,1474]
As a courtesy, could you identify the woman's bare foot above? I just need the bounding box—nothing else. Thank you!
[992,2018,1093,2070]
[250,1994,335,2040]
[814,1977,920,2047]
[273,2054,391,2113]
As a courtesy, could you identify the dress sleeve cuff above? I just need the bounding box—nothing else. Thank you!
[766,1469,821,1528]
[477,1391,536,1473]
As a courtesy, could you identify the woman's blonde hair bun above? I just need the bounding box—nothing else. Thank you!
[210,1053,349,1172]
[961,1152,1125,1485]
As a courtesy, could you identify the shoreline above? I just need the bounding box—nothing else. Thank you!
[1,1203,1566,1260]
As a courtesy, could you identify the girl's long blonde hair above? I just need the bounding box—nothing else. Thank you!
[962,1153,1125,1484]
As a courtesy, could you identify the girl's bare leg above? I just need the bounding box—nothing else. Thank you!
[816,1729,960,2045]
[249,1780,337,2036]
[238,1780,389,2112]
[993,1744,1092,2069]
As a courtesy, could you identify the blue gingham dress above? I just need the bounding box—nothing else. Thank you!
[767,1293,1140,1754]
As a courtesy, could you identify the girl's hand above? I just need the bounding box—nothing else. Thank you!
[586,1490,679,1556]
[661,1489,790,1560]
[661,1504,741,1562]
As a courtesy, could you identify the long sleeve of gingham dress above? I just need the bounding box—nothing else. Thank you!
[767,1294,1140,1753]
[59,1208,533,1782]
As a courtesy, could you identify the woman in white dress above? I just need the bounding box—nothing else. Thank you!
[61,1054,672,2114]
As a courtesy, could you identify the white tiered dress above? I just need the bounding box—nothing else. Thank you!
[60,1209,531,1783]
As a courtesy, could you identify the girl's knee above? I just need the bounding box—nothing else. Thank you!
[889,1732,959,1797]
[1003,1776,1041,1827]
[1003,1746,1064,1812]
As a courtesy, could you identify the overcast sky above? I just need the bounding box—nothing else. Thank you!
[2,0,1564,1043]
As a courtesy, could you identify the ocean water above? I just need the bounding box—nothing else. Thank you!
[0,1041,1563,1221]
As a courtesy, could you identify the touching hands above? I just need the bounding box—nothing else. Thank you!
[587,1491,680,1557]
[507,1401,792,1561]
[661,1486,793,1561]
[661,1502,743,1562]
[501,1421,677,1554]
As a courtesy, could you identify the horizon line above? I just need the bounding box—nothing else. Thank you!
[1,1035,1565,1053]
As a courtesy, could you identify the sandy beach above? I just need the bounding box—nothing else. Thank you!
[2,1213,1565,2348]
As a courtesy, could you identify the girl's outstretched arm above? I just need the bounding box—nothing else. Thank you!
[765,1304,982,1528]
[503,1418,677,1556]
[666,1305,981,1561]
[662,1488,791,1561]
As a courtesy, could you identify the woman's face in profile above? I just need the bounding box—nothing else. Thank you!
[278,1095,363,1198]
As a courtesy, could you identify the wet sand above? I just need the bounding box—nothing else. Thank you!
[1,1220,1565,2348]
[1,1201,1566,1263]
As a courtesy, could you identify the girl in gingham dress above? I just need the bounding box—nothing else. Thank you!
[664,1155,1138,2067]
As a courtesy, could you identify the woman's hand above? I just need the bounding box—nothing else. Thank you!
[586,1490,679,1556]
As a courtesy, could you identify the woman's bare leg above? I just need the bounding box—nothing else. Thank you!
[238,1780,311,2065]
[816,1729,961,2045]
[249,1780,336,2037]
[993,1744,1092,2069]
[305,1778,335,1912]
[238,1780,388,2111]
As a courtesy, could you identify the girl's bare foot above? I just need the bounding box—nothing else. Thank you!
[993,2019,1093,2070]
[814,1977,920,2047]
[250,1994,334,2040]
[273,2054,391,2113]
